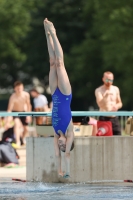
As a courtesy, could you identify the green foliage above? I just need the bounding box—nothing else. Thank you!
[94,1,133,107]
[0,0,133,110]
[65,0,133,109]
[23,0,86,86]
[0,0,35,86]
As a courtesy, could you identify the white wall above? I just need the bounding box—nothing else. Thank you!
[26,137,133,183]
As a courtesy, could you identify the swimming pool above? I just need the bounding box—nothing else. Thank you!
[0,182,133,200]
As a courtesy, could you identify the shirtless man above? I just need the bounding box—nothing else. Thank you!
[6,81,31,146]
[44,18,74,178]
[95,71,122,135]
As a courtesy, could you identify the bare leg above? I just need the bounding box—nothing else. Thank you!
[22,125,28,143]
[45,19,74,178]
[14,118,22,146]
[44,20,57,95]
[45,19,71,95]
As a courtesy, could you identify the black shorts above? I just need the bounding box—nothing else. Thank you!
[99,116,121,135]
[12,111,28,126]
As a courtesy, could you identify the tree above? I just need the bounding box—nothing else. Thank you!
[1,0,133,110]
[94,0,133,108]
[23,0,86,90]
[65,0,133,110]
[0,0,35,87]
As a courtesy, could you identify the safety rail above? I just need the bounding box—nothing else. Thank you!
[0,111,132,116]
[0,111,130,133]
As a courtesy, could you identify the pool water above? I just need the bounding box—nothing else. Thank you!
[0,182,133,200]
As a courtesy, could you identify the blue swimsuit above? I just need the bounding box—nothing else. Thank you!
[52,88,72,135]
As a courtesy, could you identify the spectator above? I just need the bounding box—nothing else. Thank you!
[0,122,19,166]
[95,71,122,135]
[30,88,49,124]
[0,141,19,166]
[6,81,31,147]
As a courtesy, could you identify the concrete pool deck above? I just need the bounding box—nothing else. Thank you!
[0,166,26,181]
[0,145,26,181]
[0,167,133,187]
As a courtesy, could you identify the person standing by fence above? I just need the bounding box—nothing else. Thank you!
[95,71,122,135]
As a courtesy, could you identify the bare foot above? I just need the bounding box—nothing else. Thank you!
[43,19,50,37]
[44,18,56,34]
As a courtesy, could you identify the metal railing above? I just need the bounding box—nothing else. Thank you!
[0,110,131,134]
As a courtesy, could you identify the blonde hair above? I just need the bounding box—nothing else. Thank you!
[103,71,113,77]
